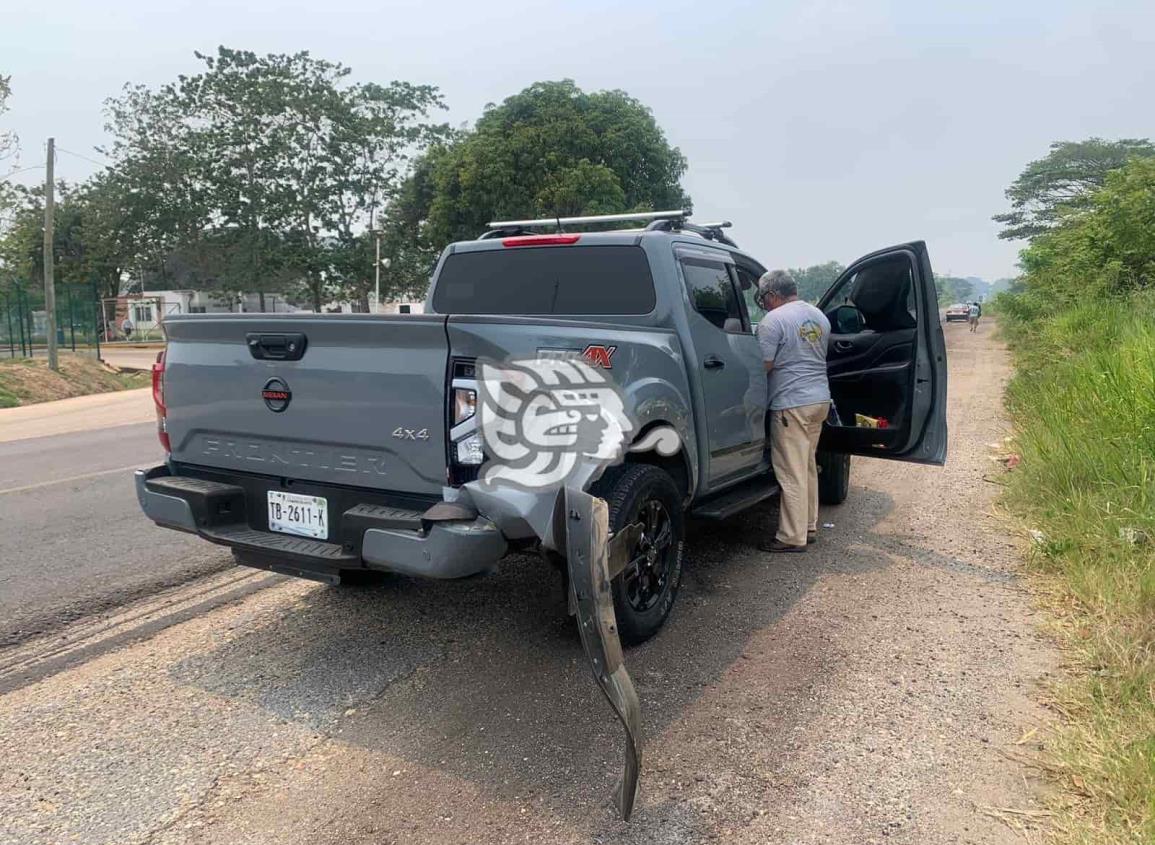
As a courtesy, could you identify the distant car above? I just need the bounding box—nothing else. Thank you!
[945,303,970,322]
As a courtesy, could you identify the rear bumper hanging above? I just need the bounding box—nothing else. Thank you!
[563,486,643,820]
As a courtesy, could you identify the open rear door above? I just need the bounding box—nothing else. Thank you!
[817,241,947,464]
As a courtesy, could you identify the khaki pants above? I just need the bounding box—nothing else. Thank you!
[769,401,831,546]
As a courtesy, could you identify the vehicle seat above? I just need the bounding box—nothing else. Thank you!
[851,259,916,332]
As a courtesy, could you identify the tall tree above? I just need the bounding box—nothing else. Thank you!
[935,275,975,305]
[789,261,845,302]
[1006,157,1155,316]
[993,138,1155,241]
[103,47,448,310]
[0,75,18,222]
[406,80,689,249]
[0,184,85,287]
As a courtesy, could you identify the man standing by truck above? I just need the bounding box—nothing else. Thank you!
[755,270,832,552]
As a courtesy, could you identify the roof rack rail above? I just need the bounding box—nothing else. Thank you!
[485,210,686,233]
[478,209,738,247]
[644,217,738,248]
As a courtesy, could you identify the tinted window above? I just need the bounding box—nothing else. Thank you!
[682,260,745,333]
[736,266,766,324]
[432,245,656,315]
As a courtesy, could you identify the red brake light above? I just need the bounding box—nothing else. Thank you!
[151,352,166,413]
[501,234,581,247]
[152,350,170,453]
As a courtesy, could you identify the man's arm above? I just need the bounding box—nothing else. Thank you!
[755,317,782,374]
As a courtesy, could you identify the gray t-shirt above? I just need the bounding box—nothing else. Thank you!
[755,300,831,411]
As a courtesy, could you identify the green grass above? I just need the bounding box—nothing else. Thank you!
[0,354,150,407]
[999,294,1155,844]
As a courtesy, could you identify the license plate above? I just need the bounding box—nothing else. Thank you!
[267,490,328,540]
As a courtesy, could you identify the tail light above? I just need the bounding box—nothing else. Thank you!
[448,359,483,484]
[152,350,171,454]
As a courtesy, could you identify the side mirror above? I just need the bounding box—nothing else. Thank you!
[829,304,864,334]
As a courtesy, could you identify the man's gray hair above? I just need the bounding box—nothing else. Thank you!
[758,269,798,300]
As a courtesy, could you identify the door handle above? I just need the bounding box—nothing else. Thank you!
[247,332,307,361]
[833,340,855,353]
[703,356,725,370]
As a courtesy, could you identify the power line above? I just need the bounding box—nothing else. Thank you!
[0,163,45,181]
[55,146,109,169]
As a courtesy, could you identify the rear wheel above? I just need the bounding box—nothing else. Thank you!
[818,451,851,505]
[593,464,685,645]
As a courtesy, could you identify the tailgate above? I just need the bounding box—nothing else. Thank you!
[163,314,449,496]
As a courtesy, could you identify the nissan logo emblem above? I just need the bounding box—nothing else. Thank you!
[261,377,292,412]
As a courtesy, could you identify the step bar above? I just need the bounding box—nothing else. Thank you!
[690,475,780,521]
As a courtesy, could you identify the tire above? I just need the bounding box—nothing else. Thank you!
[592,464,686,645]
[817,451,851,505]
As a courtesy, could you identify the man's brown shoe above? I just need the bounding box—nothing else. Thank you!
[759,539,806,553]
[807,531,817,545]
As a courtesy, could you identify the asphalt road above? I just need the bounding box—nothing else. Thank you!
[0,422,231,644]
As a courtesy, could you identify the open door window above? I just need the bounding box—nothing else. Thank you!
[817,241,948,465]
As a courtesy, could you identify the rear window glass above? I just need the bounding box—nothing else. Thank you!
[432,245,656,315]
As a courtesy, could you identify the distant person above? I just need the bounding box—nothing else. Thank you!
[968,301,981,332]
[754,270,831,553]
[121,316,134,340]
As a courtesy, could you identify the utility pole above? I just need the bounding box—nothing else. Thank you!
[43,137,59,370]
[373,228,383,313]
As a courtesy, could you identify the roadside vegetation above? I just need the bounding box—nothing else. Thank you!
[994,151,1155,844]
[0,355,147,407]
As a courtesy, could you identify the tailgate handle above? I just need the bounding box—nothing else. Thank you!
[246,333,307,361]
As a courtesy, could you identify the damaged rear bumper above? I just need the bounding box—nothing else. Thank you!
[135,464,507,581]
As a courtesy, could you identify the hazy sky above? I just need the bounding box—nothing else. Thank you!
[3,0,1153,279]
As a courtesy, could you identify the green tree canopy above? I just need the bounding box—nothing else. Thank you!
[935,275,976,305]
[993,138,1154,241]
[0,74,18,218]
[0,183,98,293]
[407,80,690,250]
[789,261,845,302]
[1001,157,1155,319]
[102,47,448,310]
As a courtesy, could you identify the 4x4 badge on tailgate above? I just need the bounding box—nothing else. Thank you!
[261,378,292,412]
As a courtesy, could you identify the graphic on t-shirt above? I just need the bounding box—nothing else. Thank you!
[798,319,824,347]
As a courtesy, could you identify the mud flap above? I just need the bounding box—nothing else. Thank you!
[562,486,642,821]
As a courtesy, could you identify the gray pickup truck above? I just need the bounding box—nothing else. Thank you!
[136,210,947,816]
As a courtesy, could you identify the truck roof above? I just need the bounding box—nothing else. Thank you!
[445,209,759,264]
[445,228,760,267]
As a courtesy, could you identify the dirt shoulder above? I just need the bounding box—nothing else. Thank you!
[0,354,149,408]
[0,321,1059,844]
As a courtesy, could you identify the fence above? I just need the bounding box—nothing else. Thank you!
[0,281,103,360]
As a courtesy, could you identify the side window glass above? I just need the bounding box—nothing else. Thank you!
[682,259,745,333]
[823,255,917,334]
[735,267,766,326]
